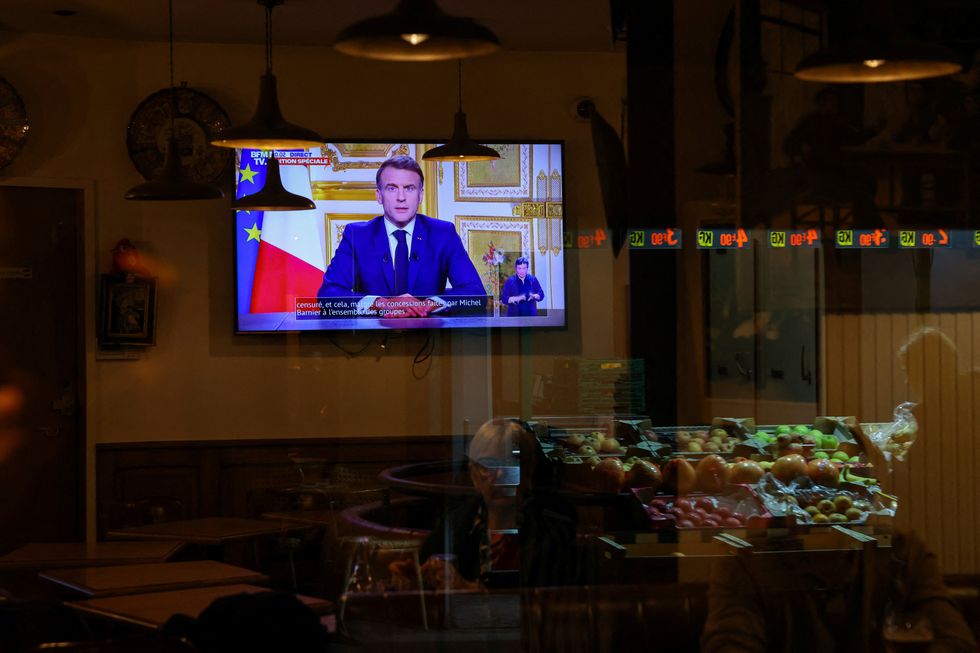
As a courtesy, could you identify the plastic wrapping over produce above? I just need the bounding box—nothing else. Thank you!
[756,472,898,526]
[866,402,919,468]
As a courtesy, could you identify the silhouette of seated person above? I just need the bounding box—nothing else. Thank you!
[776,87,881,227]
[162,590,330,653]
[701,400,975,653]
[397,418,588,591]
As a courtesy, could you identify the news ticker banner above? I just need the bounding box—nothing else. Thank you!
[567,228,980,251]
[294,296,491,320]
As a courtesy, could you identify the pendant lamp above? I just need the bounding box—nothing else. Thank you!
[794,41,961,83]
[333,0,499,62]
[125,0,224,201]
[423,61,500,162]
[210,0,323,150]
[794,0,960,83]
[231,155,314,211]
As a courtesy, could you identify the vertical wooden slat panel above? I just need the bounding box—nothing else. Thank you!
[954,312,975,572]
[973,312,980,574]
[906,313,927,541]
[939,313,960,571]
[891,313,912,534]
[921,313,944,566]
[825,314,843,413]
[859,314,877,426]
[842,314,862,417]
[874,314,893,423]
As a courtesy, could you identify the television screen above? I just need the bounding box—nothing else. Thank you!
[235,142,566,332]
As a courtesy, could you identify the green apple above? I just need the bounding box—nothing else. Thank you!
[821,435,839,450]
[776,425,791,435]
[813,451,830,460]
[848,456,860,463]
[794,425,811,434]
[809,429,824,438]
[832,451,849,462]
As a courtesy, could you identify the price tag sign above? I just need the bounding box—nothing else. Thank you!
[900,230,916,248]
[697,230,714,248]
[769,231,786,248]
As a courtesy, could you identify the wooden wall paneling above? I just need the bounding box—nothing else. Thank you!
[859,314,877,425]
[939,313,960,571]
[973,312,980,574]
[873,314,893,424]
[841,314,862,417]
[890,313,911,534]
[953,313,975,571]
[920,313,944,565]
[824,314,842,413]
[906,313,927,543]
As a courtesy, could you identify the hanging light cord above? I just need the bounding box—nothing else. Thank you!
[265,3,274,73]
[457,59,463,111]
[168,0,176,137]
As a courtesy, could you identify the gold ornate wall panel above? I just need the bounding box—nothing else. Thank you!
[454,144,532,202]
[324,213,376,264]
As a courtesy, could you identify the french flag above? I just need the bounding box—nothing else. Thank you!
[237,150,326,314]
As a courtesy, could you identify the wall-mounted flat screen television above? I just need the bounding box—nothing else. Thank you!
[235,142,566,332]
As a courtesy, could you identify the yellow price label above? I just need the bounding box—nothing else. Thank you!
[974,230,980,247]
[769,231,786,248]
[900,230,916,247]
[629,230,645,248]
[836,230,853,247]
[697,230,713,248]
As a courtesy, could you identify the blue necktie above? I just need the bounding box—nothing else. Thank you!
[393,229,409,295]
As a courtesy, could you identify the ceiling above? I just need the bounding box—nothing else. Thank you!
[0,0,620,53]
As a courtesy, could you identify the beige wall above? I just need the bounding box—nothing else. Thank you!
[0,32,628,447]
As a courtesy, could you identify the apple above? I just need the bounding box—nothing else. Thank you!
[695,454,729,493]
[662,459,696,495]
[566,433,585,448]
[578,444,597,456]
[594,458,625,493]
[675,431,691,447]
[600,437,624,453]
[776,425,792,435]
[710,428,728,440]
[648,498,668,512]
[626,460,663,491]
[784,443,805,456]
[704,441,721,453]
[687,441,703,453]
[806,459,840,486]
[728,460,765,484]
[772,454,807,483]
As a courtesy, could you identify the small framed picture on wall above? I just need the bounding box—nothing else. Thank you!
[98,274,157,346]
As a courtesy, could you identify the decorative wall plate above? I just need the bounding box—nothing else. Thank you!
[0,77,29,170]
[126,85,231,183]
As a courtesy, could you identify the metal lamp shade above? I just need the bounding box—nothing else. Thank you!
[422,111,500,162]
[125,136,225,201]
[795,41,961,83]
[211,74,324,150]
[231,156,314,211]
[333,0,499,62]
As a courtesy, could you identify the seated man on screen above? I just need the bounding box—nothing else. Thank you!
[317,155,485,318]
[501,257,544,317]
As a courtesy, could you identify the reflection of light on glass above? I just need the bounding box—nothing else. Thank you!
[863,59,886,68]
[401,33,429,45]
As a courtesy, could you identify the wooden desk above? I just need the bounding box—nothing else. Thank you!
[260,510,337,527]
[106,518,302,545]
[67,584,333,629]
[0,542,184,570]
[40,560,267,597]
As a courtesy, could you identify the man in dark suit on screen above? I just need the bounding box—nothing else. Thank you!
[317,155,485,317]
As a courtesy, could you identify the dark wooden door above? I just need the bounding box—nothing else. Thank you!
[0,186,84,553]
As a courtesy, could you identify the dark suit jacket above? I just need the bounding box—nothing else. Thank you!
[317,214,486,299]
